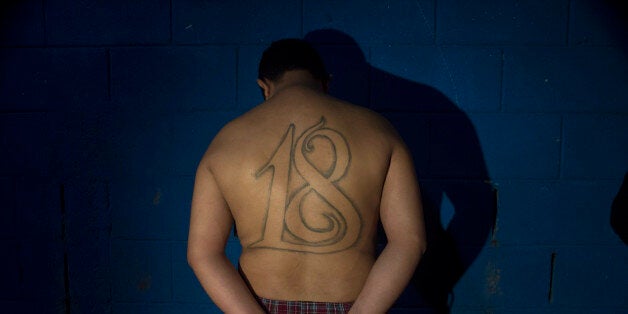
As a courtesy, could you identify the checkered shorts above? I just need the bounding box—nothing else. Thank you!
[257,297,353,314]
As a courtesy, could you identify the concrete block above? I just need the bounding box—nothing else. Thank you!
[111,240,171,302]
[0,114,62,176]
[497,180,623,246]
[437,0,568,45]
[428,114,493,179]
[102,111,174,178]
[303,0,435,45]
[172,0,301,44]
[46,0,170,45]
[562,115,628,179]
[569,0,628,46]
[552,246,628,307]
[110,47,236,113]
[110,176,193,241]
[370,46,501,113]
[15,178,62,240]
[452,246,552,308]
[64,180,110,246]
[503,47,628,113]
[467,114,561,179]
[68,240,111,307]
[0,0,45,46]
[57,111,116,178]
[0,48,108,110]
[171,111,241,176]
[64,181,110,302]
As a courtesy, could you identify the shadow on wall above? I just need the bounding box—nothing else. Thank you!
[305,29,496,313]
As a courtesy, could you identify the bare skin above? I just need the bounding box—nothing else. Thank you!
[188,70,426,313]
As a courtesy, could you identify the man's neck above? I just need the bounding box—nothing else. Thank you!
[273,70,324,92]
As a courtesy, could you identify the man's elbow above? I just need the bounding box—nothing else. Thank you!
[187,250,200,270]
[187,247,210,271]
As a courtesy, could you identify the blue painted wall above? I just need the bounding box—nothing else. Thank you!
[1,0,626,313]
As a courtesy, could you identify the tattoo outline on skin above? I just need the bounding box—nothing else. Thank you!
[250,117,362,254]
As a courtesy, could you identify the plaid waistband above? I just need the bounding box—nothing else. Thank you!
[257,297,353,314]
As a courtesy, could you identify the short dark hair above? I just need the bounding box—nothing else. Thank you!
[258,39,328,83]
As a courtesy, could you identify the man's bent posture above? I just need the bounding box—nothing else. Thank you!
[187,39,426,313]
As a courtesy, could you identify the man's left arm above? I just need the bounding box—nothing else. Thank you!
[187,161,264,313]
[350,141,427,313]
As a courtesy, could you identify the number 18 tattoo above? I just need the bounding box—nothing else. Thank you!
[249,117,362,254]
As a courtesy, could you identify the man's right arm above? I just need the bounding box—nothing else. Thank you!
[350,140,427,313]
[187,158,265,313]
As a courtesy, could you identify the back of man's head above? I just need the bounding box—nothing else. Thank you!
[258,39,328,83]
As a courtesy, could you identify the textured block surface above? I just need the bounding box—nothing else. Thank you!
[497,180,623,245]
[370,46,501,113]
[552,246,628,307]
[503,47,628,113]
[111,176,193,240]
[303,0,435,45]
[437,0,569,44]
[173,0,301,44]
[0,48,108,110]
[111,240,172,302]
[110,47,236,112]
[453,246,553,308]
[468,114,562,179]
[562,115,628,179]
[100,112,174,178]
[171,111,240,176]
[428,114,493,179]
[15,178,61,240]
[46,0,170,45]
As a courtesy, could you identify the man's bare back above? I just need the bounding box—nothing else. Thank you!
[188,39,425,313]
[206,85,395,301]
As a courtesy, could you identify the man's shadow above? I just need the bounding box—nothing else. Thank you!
[305,29,496,313]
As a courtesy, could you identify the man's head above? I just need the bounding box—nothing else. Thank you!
[257,39,329,99]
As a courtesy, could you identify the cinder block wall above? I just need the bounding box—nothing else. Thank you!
[1,1,626,313]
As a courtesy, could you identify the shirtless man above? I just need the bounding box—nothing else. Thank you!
[187,39,426,313]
